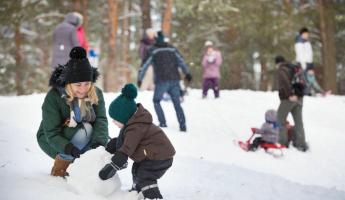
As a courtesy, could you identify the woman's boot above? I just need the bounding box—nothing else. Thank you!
[51,155,72,177]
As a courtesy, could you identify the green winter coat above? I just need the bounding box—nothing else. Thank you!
[36,87,108,159]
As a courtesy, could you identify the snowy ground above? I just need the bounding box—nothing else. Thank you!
[1,89,345,200]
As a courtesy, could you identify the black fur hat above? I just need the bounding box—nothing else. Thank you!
[49,47,99,88]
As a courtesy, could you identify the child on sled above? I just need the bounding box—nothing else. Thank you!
[248,109,282,151]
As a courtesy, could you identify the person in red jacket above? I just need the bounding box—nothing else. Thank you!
[74,12,89,51]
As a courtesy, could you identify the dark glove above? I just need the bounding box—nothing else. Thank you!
[98,163,117,181]
[142,187,163,199]
[292,83,305,97]
[99,151,128,180]
[105,138,118,154]
[99,163,117,180]
[111,151,128,168]
[90,142,102,149]
[185,73,192,82]
[65,143,81,158]
[137,80,142,88]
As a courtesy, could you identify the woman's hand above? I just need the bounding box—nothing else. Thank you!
[65,143,81,158]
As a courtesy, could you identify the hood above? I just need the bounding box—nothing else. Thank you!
[127,104,152,125]
[141,35,155,46]
[64,12,80,27]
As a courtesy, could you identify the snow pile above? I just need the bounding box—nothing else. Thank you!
[67,148,121,197]
[0,89,345,200]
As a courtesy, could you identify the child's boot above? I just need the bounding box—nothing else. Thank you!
[141,184,163,199]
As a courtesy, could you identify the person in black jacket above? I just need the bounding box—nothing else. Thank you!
[138,31,192,132]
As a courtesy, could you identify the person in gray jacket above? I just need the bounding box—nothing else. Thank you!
[51,12,81,69]
[249,109,280,151]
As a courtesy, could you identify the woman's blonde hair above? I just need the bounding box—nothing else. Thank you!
[65,83,99,118]
[65,82,99,105]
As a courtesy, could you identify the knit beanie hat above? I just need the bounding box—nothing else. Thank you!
[265,109,277,122]
[155,31,165,44]
[49,46,99,88]
[108,84,138,124]
[204,40,213,47]
[306,63,314,71]
[65,46,94,84]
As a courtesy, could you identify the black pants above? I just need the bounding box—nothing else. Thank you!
[132,158,173,191]
[249,137,263,151]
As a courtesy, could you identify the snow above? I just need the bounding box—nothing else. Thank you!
[1,89,345,200]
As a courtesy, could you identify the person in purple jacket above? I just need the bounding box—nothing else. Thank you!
[138,28,156,91]
[51,12,81,69]
[201,41,222,98]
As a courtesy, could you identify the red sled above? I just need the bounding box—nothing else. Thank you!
[236,128,287,157]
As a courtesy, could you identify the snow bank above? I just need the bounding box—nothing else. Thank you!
[1,89,345,200]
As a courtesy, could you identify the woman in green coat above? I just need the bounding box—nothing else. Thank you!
[37,47,108,177]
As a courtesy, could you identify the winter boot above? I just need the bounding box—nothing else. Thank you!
[141,184,163,199]
[159,123,167,128]
[179,124,187,132]
[51,155,72,177]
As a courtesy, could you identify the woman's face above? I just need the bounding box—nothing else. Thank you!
[147,31,156,40]
[70,82,91,99]
[207,47,214,54]
[307,69,315,75]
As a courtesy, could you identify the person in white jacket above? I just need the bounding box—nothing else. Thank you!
[294,27,313,70]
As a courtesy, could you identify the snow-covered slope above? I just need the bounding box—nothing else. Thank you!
[1,89,344,200]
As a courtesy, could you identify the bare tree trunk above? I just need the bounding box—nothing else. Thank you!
[259,58,268,91]
[82,0,88,31]
[121,0,129,68]
[283,0,291,5]
[38,33,50,70]
[14,23,24,95]
[162,0,173,37]
[74,0,88,31]
[141,0,151,32]
[105,0,119,92]
[74,0,81,12]
[283,0,293,26]
[318,0,337,93]
[120,0,131,84]
[127,0,132,65]
[230,63,243,89]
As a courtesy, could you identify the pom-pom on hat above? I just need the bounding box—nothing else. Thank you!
[108,83,138,124]
[155,31,165,44]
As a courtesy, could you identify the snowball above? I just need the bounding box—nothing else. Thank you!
[67,147,121,197]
